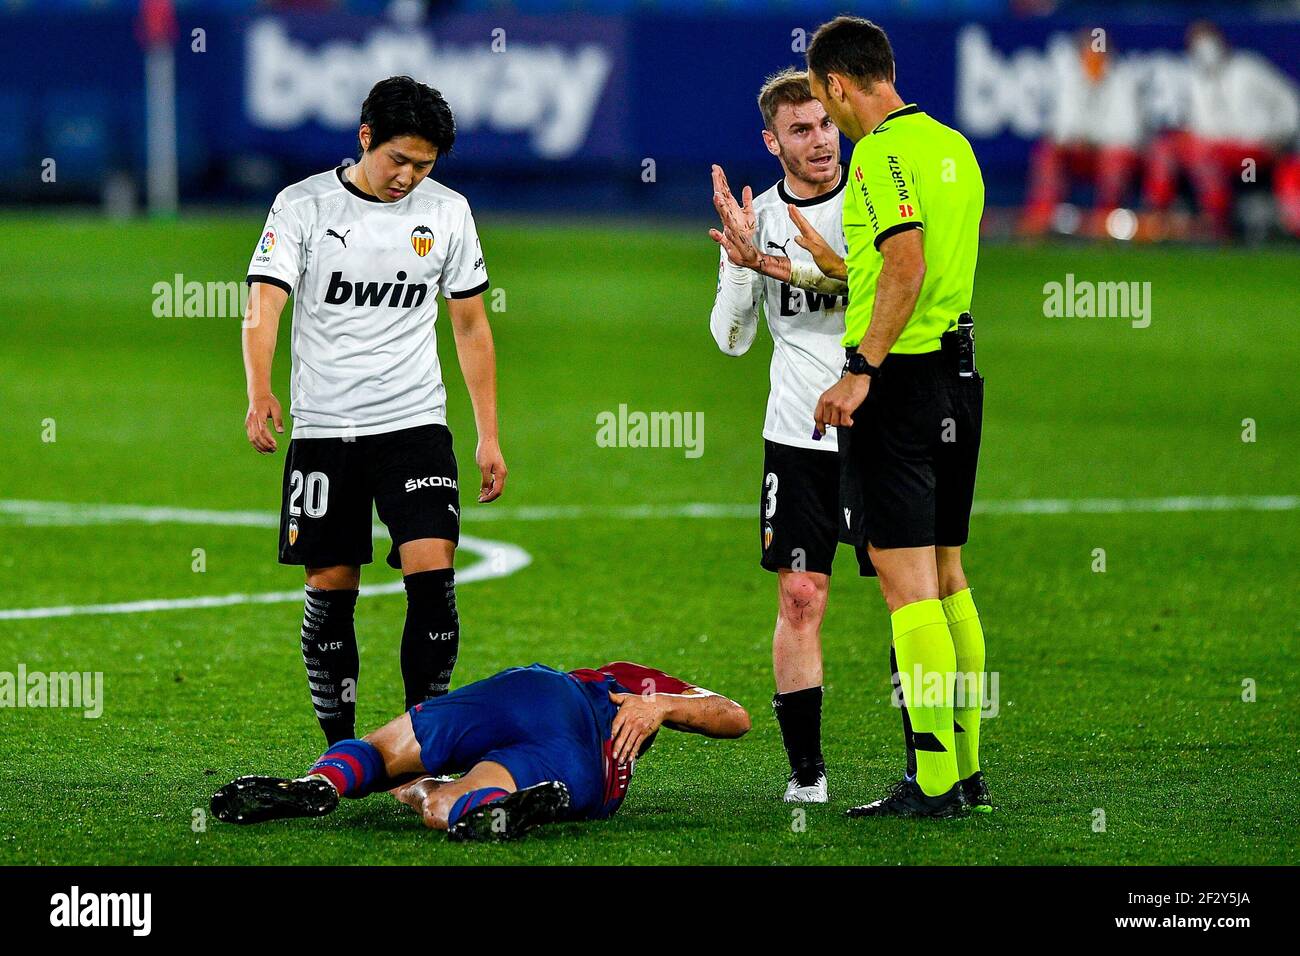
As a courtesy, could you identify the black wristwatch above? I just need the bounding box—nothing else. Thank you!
[844,352,881,378]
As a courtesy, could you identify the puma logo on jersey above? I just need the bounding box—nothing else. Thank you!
[325,228,351,247]
[325,271,429,309]
[765,239,792,255]
[404,475,458,492]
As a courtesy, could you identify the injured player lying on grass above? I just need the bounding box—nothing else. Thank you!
[210,661,750,841]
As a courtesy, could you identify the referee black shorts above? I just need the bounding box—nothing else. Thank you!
[837,341,983,576]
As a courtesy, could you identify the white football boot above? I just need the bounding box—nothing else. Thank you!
[783,765,828,803]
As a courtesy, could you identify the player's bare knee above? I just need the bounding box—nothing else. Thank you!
[398,537,455,574]
[306,565,361,591]
[778,572,828,622]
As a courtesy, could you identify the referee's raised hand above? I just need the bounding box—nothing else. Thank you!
[245,391,284,454]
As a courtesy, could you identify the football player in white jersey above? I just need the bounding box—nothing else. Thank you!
[242,76,506,745]
[707,69,853,803]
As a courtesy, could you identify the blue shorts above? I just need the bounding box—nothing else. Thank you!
[408,664,608,819]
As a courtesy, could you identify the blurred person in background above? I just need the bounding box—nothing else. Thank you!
[1020,30,1142,239]
[1142,21,1299,240]
[1274,144,1300,239]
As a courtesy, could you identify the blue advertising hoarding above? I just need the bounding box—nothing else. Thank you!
[0,9,1296,211]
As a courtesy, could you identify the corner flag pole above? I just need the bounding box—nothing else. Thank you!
[139,0,179,217]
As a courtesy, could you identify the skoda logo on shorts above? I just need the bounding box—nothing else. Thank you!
[288,518,299,546]
[404,475,458,492]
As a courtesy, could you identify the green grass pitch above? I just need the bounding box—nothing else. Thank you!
[0,214,1295,865]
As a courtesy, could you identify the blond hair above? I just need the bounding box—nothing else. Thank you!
[757,68,814,131]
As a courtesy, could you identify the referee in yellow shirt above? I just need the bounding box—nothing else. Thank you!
[796,16,990,817]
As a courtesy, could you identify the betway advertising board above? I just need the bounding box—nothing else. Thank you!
[236,14,629,164]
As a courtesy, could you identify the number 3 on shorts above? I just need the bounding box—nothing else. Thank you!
[288,470,330,518]
[764,471,778,519]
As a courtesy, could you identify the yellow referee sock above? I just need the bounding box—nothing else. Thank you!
[890,599,959,797]
[942,588,985,781]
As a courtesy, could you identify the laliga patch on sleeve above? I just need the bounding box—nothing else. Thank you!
[254,229,276,264]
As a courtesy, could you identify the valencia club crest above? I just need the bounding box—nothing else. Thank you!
[410,225,434,257]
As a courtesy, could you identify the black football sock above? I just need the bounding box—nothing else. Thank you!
[300,586,360,745]
[401,568,460,710]
[890,643,918,779]
[772,685,825,775]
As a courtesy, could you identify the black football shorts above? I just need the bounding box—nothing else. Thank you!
[760,439,841,576]
[278,423,461,570]
[838,346,983,576]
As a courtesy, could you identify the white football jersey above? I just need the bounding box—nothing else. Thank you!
[247,166,490,439]
[709,168,848,452]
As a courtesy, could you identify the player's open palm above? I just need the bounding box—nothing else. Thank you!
[788,203,847,280]
[609,691,666,764]
[245,392,284,454]
[709,164,760,269]
[475,438,507,503]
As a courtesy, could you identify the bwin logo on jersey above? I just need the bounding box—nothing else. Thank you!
[405,476,458,492]
[325,271,429,309]
[411,225,434,257]
[779,283,846,316]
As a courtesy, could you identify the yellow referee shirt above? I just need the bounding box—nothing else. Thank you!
[841,104,984,352]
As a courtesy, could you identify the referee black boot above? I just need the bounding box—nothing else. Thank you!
[960,771,993,813]
[846,777,967,819]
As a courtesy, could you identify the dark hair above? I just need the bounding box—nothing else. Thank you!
[806,16,895,89]
[757,68,814,131]
[358,75,456,157]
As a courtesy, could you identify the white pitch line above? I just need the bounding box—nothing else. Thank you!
[1,494,1295,530]
[0,494,1293,621]
[0,582,407,621]
[0,497,531,620]
[0,533,528,622]
[448,495,1300,521]
[972,494,1299,516]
